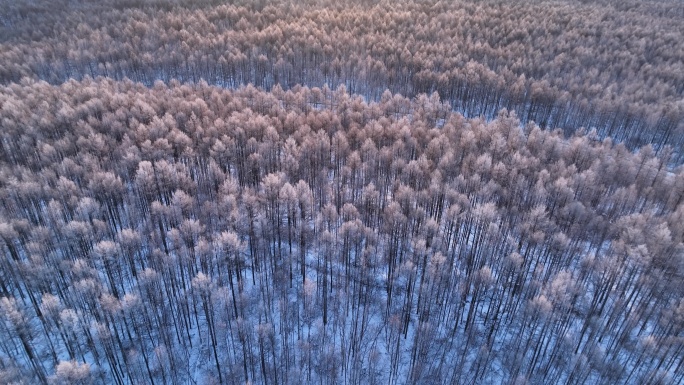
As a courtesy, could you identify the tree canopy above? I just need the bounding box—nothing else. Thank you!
[0,1,683,384]
[0,78,682,384]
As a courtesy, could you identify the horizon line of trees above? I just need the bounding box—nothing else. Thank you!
[1,0,683,159]
[0,78,682,384]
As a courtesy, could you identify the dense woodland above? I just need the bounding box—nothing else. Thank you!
[1,0,684,157]
[0,1,683,384]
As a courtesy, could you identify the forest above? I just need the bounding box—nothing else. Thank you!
[0,0,683,384]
